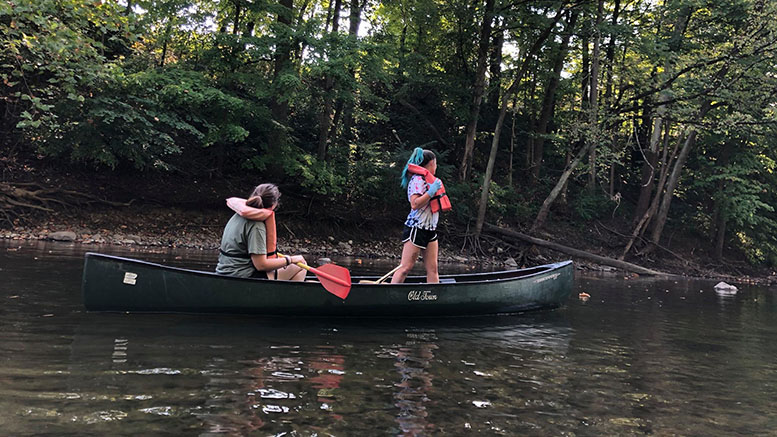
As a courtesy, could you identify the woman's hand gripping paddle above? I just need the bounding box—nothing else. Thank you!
[278,253,351,299]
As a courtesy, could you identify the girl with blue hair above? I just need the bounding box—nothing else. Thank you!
[391,147,445,283]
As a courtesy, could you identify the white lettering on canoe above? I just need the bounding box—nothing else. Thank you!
[408,290,438,301]
[533,273,560,284]
[123,272,138,286]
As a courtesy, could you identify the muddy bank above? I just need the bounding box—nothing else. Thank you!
[3,203,776,286]
[0,204,492,265]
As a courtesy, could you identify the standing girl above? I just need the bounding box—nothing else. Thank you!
[391,148,451,284]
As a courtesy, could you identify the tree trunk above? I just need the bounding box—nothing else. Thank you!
[486,25,505,126]
[587,0,604,192]
[621,121,674,259]
[602,0,620,106]
[633,8,690,222]
[713,141,732,259]
[580,16,589,110]
[471,6,567,237]
[531,142,593,232]
[316,0,343,160]
[714,208,727,260]
[507,101,516,187]
[459,0,495,182]
[647,100,713,249]
[339,0,364,145]
[232,0,241,34]
[633,114,661,221]
[529,11,578,184]
[159,20,172,67]
[271,0,295,123]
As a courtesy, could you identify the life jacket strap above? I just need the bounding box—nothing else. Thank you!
[219,249,252,259]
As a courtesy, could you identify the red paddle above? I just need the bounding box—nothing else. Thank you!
[278,253,351,299]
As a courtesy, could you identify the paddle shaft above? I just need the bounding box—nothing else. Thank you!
[376,265,401,284]
[278,254,350,287]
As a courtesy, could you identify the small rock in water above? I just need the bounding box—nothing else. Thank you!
[49,231,76,242]
[714,281,738,292]
[317,258,332,265]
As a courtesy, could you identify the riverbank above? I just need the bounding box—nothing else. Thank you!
[3,202,776,286]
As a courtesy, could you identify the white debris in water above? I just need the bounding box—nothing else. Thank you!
[262,405,290,414]
[473,371,493,377]
[472,400,491,408]
[714,282,738,292]
[132,368,181,375]
[140,406,174,416]
[254,388,296,399]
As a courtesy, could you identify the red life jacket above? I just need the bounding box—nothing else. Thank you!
[265,211,278,258]
[407,164,452,213]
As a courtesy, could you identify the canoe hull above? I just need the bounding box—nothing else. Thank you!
[82,253,574,316]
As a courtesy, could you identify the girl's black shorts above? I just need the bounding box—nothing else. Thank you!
[402,226,438,249]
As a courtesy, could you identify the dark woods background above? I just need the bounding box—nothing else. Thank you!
[2,0,777,267]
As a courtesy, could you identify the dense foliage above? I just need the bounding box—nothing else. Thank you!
[2,0,776,265]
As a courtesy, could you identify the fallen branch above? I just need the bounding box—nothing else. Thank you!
[485,223,675,276]
[0,183,134,224]
[596,220,692,267]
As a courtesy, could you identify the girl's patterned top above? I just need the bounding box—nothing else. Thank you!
[404,175,439,230]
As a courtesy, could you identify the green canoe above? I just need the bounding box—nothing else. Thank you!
[81,253,574,316]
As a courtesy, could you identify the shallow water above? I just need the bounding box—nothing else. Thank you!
[1,241,776,435]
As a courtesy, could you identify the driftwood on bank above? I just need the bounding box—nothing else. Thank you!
[484,223,671,276]
[0,182,133,225]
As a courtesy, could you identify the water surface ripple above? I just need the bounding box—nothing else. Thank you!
[1,241,776,435]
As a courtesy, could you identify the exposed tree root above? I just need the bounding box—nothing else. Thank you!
[0,182,133,226]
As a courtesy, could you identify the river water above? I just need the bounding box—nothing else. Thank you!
[1,241,776,436]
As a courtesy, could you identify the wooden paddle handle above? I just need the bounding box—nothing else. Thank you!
[376,265,401,284]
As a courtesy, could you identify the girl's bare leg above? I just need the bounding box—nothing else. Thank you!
[391,241,422,283]
[423,240,439,283]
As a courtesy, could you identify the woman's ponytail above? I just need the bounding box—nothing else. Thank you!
[400,147,426,188]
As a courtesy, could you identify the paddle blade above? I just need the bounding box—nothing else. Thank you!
[314,263,351,299]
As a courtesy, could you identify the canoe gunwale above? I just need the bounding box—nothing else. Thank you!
[83,252,572,287]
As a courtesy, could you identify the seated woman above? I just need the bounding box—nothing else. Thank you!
[216,183,307,281]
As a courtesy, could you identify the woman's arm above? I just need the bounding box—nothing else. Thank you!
[226,197,273,221]
[250,254,305,271]
[408,178,441,210]
[409,193,432,210]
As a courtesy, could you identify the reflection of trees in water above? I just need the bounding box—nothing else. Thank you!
[392,330,439,436]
